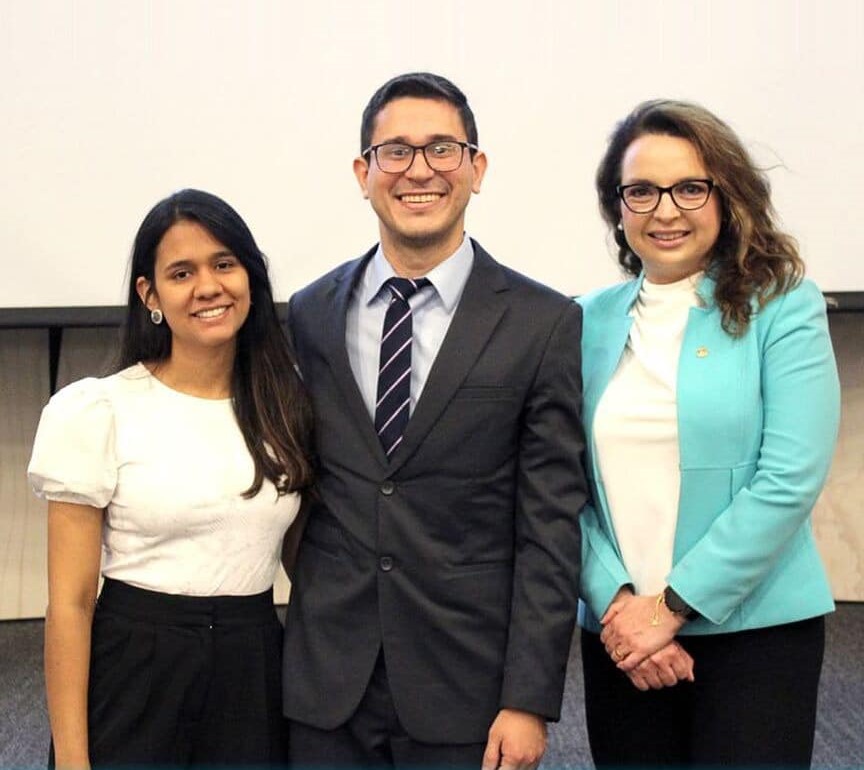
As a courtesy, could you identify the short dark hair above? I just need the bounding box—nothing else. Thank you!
[360,72,478,152]
[596,100,803,335]
[119,189,314,496]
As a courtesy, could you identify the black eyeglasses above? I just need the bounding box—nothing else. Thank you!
[617,179,715,214]
[362,141,478,174]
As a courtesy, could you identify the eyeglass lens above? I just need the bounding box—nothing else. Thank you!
[375,142,465,173]
[622,181,712,212]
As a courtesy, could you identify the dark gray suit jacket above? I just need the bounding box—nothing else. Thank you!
[282,241,586,744]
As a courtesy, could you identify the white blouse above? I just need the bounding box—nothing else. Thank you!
[593,273,701,595]
[28,363,300,596]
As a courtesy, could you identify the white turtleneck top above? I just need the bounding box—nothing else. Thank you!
[593,272,702,595]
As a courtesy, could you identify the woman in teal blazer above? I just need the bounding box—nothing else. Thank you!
[578,100,840,767]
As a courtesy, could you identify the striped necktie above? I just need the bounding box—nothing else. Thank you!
[374,276,431,458]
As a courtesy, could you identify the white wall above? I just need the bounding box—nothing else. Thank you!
[3,0,864,308]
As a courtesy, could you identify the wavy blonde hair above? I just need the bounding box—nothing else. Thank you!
[596,100,804,335]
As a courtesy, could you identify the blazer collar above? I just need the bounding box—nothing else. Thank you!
[386,239,509,474]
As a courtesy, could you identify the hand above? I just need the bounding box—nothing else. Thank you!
[600,593,686,671]
[482,708,547,770]
[626,641,695,691]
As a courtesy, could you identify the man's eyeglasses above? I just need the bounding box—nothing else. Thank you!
[362,141,478,174]
[616,179,715,214]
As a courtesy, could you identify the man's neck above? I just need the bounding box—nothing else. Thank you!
[380,232,466,278]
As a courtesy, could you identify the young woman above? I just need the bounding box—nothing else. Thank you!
[28,189,314,767]
[577,101,840,767]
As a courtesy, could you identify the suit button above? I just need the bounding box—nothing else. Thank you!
[379,556,394,572]
[380,481,395,495]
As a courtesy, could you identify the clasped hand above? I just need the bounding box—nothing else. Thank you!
[600,589,693,690]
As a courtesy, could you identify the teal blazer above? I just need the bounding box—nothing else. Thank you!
[577,275,840,635]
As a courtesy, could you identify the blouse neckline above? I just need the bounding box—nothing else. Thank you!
[132,363,233,404]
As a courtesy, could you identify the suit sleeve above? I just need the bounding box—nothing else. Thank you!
[284,294,298,354]
[498,300,587,721]
[667,281,841,624]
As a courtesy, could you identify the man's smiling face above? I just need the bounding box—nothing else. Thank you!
[354,97,486,263]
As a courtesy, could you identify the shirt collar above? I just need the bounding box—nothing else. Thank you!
[361,235,475,312]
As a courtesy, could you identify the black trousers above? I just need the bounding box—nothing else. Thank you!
[288,651,486,769]
[62,578,287,767]
[581,616,825,767]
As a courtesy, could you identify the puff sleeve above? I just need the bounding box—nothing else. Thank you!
[28,377,117,508]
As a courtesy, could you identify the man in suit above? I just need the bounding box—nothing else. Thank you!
[282,72,586,769]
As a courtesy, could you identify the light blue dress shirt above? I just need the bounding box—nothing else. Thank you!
[346,236,475,419]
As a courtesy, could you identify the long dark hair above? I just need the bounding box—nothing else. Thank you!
[596,100,804,335]
[118,189,314,497]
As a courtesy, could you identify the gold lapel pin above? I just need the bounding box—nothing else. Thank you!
[696,346,709,358]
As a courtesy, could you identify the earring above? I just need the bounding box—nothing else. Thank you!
[150,308,163,325]
[616,222,624,231]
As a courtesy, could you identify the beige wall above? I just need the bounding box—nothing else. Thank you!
[0,331,49,619]
[813,314,864,600]
[1,319,861,619]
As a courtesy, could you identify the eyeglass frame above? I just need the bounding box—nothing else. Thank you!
[616,178,716,214]
[361,140,479,174]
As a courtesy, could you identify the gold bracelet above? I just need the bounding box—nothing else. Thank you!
[649,592,665,627]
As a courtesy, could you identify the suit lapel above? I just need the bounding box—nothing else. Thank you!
[387,242,508,474]
[324,250,390,468]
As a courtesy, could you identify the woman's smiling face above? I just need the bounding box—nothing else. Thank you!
[137,220,251,358]
[619,133,722,284]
